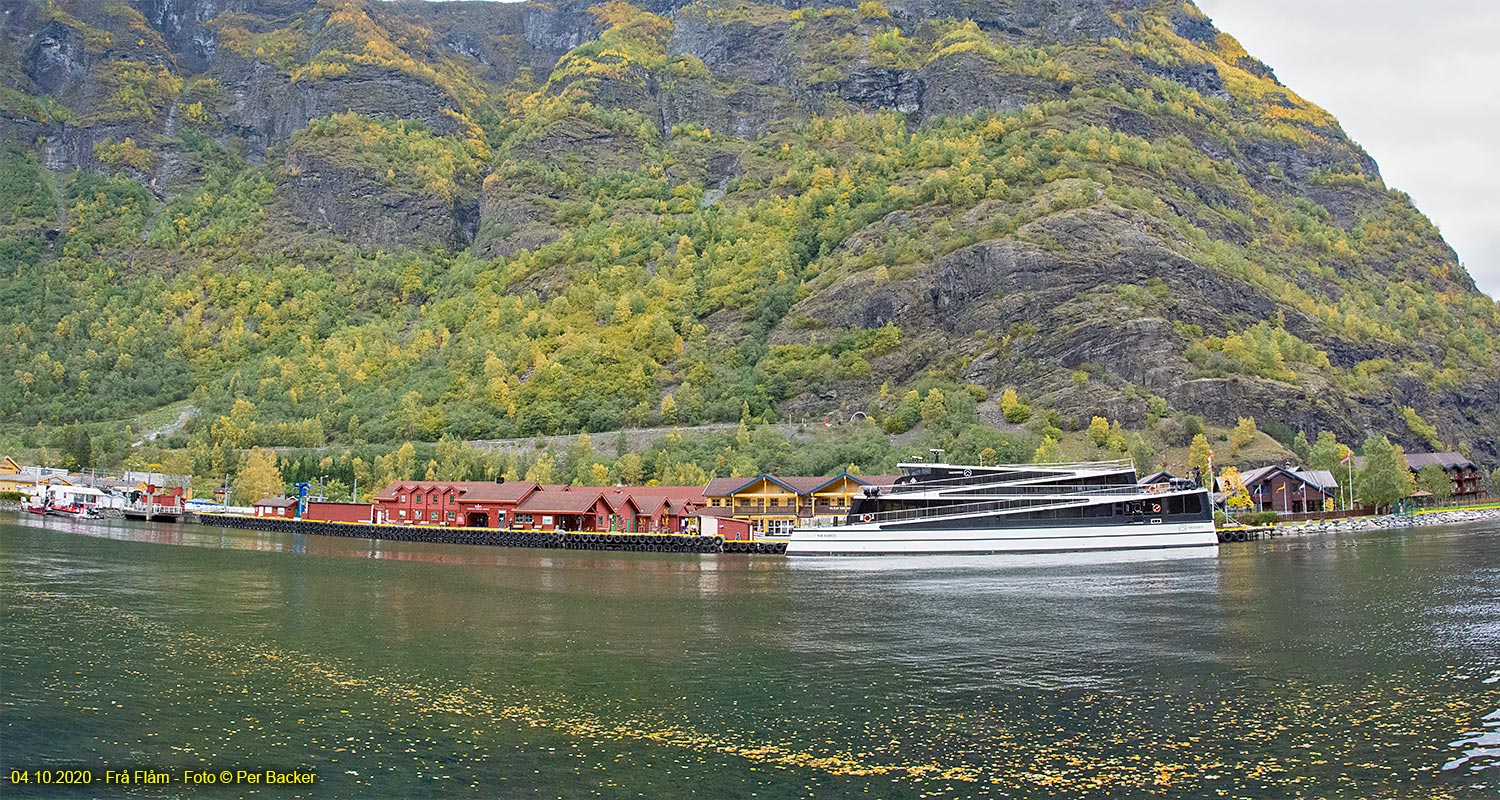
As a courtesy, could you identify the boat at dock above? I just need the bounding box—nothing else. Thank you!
[786,459,1217,556]
[23,501,101,519]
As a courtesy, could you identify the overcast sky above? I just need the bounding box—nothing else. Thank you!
[1197,0,1500,299]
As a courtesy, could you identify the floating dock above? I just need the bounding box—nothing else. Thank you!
[196,513,788,554]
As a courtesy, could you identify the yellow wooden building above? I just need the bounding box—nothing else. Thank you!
[701,472,895,537]
[0,456,73,496]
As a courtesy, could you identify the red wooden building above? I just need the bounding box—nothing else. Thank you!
[253,497,299,517]
[512,487,614,532]
[304,501,375,523]
[369,480,708,533]
[372,480,540,528]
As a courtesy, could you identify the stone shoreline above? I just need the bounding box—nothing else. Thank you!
[1275,507,1500,537]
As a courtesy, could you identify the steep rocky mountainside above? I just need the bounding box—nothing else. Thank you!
[3,0,1497,460]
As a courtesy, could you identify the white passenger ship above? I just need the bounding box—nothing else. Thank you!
[786,459,1217,556]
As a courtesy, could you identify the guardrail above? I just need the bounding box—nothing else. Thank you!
[808,483,1196,527]
[124,503,183,517]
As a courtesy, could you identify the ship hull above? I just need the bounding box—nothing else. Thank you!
[786,521,1218,556]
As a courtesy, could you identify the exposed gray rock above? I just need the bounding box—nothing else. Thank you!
[280,147,477,251]
[920,51,1068,121]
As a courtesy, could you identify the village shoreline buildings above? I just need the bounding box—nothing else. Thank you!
[5,448,1494,532]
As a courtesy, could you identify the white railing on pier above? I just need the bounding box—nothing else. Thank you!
[124,503,183,517]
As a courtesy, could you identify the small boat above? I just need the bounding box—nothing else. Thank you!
[787,459,1217,556]
[33,503,100,519]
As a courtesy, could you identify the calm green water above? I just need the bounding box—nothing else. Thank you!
[2,514,1496,799]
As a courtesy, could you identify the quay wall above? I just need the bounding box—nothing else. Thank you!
[195,513,787,555]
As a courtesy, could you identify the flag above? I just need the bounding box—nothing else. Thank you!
[1277,484,1286,492]
[1340,451,1352,465]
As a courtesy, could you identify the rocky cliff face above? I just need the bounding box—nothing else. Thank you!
[2,0,1496,459]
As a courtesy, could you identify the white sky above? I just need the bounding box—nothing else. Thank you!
[1197,0,1500,298]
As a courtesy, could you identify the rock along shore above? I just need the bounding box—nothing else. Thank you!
[1267,507,1500,538]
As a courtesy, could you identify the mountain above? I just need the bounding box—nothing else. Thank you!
[2,0,1498,465]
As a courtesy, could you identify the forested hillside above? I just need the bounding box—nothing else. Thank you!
[3,0,1497,483]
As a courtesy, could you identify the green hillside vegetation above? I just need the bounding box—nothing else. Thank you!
[2,0,1497,490]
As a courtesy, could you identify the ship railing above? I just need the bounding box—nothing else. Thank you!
[808,483,1189,527]
[882,462,1137,494]
[803,496,1089,527]
[885,480,1174,498]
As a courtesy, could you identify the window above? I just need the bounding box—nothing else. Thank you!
[398,509,407,519]
[766,519,794,536]
[399,493,406,502]
[447,511,455,521]
[417,495,425,505]
[542,516,553,525]
[429,510,438,521]
[770,498,780,507]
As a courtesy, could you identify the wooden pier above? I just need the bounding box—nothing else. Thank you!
[122,502,183,523]
[1216,526,1279,543]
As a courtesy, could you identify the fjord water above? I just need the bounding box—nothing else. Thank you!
[1,515,1495,799]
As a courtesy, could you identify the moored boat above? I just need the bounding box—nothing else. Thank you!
[45,503,100,519]
[786,459,1216,556]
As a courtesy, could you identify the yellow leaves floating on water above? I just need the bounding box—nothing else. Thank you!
[17,590,980,785]
[13,588,1497,798]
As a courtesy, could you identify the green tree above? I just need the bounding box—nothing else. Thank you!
[1033,436,1061,463]
[615,452,644,485]
[1219,466,1253,511]
[1415,463,1453,500]
[1290,430,1311,461]
[885,390,922,434]
[920,388,949,431]
[525,452,556,484]
[1307,431,1343,470]
[1356,435,1416,513]
[999,388,1031,423]
[1086,416,1110,446]
[1129,436,1156,474]
[59,423,93,471]
[660,393,678,424]
[233,447,284,505]
[1230,416,1257,454]
[1400,406,1442,449]
[433,434,474,481]
[1105,421,1127,453]
[1188,433,1213,475]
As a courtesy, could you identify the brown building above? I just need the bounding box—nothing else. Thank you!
[1236,466,1340,514]
[1403,452,1485,498]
